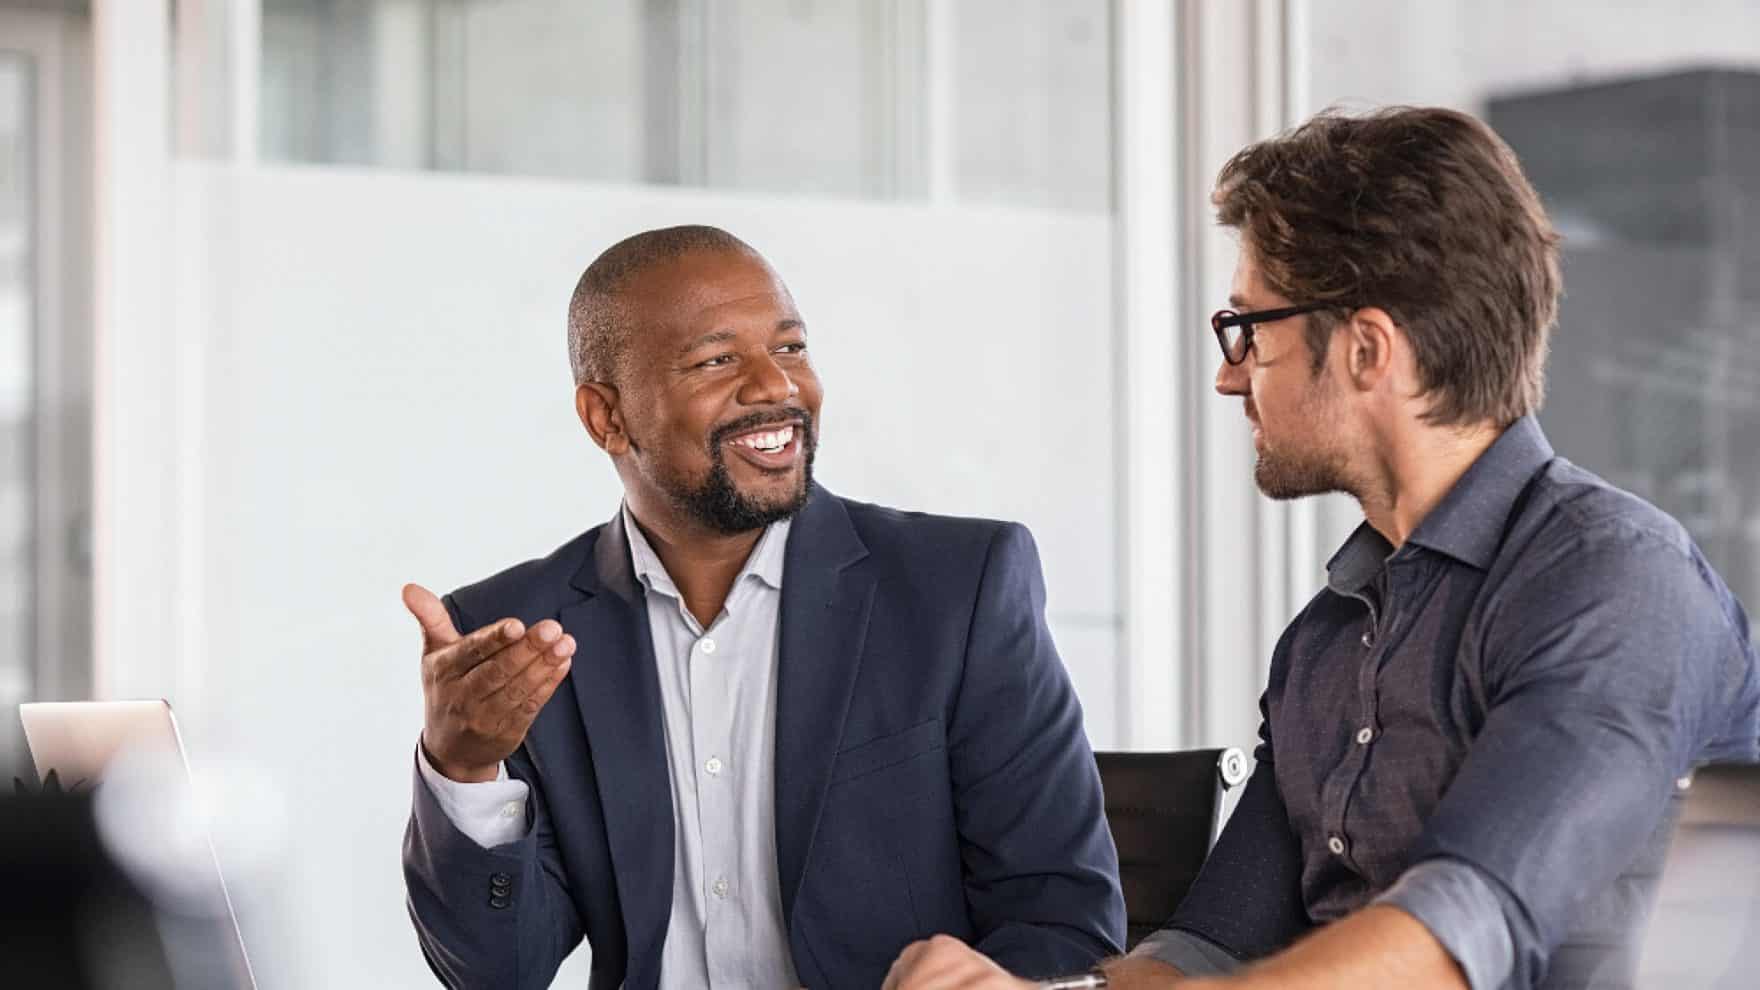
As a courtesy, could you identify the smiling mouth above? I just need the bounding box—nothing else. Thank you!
[728,424,795,454]
[718,418,809,473]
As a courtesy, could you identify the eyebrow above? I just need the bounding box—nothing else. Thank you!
[675,329,738,359]
[1228,294,1251,309]
[675,319,807,359]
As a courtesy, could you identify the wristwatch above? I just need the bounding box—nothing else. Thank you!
[1038,968,1108,989]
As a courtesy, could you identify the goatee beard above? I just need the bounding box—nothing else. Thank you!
[1253,445,1349,501]
[672,411,817,534]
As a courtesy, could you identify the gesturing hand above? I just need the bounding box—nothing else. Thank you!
[404,583,576,783]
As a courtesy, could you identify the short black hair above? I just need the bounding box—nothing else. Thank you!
[567,225,760,386]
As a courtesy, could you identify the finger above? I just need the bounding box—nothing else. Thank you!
[484,632,575,711]
[460,619,567,694]
[884,941,929,990]
[901,938,986,990]
[486,651,573,738]
[402,583,460,652]
[429,617,526,681]
[520,650,575,716]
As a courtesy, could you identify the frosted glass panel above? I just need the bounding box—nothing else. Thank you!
[259,0,1111,210]
[0,52,34,774]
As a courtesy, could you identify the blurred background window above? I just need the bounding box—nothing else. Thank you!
[0,5,93,781]
[1306,0,1760,623]
[0,51,31,767]
[260,0,1111,210]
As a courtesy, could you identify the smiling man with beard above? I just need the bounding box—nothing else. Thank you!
[399,225,1124,990]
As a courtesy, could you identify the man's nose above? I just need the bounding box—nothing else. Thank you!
[740,353,799,405]
[1215,356,1250,397]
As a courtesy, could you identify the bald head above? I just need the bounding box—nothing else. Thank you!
[567,225,763,386]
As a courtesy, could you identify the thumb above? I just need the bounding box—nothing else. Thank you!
[402,583,459,652]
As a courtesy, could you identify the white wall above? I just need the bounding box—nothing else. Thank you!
[166,161,1117,988]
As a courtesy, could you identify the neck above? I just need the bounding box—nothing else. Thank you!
[1355,416,1503,547]
[624,498,764,627]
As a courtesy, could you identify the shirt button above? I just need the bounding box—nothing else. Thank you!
[699,637,717,655]
[1355,727,1374,745]
[1361,629,1375,648]
[704,756,723,776]
[712,877,729,898]
[500,801,520,820]
[1327,835,1346,856]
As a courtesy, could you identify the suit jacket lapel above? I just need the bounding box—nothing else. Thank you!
[774,486,875,927]
[561,514,673,990]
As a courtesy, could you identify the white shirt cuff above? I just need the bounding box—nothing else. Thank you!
[415,744,532,849]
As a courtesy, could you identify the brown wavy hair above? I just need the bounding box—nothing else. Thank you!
[1213,106,1561,427]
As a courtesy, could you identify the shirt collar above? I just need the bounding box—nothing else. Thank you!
[619,503,790,602]
[1404,415,1554,570]
[1325,522,1395,596]
[1325,415,1555,593]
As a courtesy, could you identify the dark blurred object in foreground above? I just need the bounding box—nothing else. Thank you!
[0,790,176,990]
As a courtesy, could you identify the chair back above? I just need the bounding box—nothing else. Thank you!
[1095,747,1248,950]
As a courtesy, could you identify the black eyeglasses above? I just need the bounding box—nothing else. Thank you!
[1210,302,1336,365]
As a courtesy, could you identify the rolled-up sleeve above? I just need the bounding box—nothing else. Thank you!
[1376,858,1514,990]
[1129,926,1243,976]
[1407,528,1743,987]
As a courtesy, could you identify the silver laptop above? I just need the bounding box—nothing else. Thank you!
[19,699,258,989]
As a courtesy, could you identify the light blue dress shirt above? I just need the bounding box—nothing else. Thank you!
[419,506,797,988]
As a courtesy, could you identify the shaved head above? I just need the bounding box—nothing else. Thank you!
[567,225,763,386]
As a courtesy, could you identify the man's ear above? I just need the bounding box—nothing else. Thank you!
[1339,306,1399,392]
[576,382,630,454]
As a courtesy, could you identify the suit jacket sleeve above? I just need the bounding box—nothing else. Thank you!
[401,594,586,989]
[948,522,1127,977]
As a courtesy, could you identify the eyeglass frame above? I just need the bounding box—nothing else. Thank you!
[1210,302,1340,365]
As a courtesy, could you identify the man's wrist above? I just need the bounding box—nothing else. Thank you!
[1099,953,1187,989]
[420,736,499,783]
[1039,967,1108,989]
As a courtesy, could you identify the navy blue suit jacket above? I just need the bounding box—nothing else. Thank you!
[402,486,1124,988]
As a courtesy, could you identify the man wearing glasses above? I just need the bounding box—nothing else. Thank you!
[884,106,1760,990]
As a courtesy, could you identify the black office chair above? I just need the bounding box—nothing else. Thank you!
[1635,763,1760,988]
[1095,747,1249,949]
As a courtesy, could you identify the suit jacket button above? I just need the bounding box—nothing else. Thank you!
[489,895,511,910]
[490,872,512,886]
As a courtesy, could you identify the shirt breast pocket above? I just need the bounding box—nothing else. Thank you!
[829,717,945,787]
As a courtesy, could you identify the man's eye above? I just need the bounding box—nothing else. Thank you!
[699,355,734,368]
[775,343,807,355]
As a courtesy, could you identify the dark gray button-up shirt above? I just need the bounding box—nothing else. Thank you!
[1143,416,1760,989]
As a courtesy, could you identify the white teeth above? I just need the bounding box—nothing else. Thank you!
[734,425,794,453]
